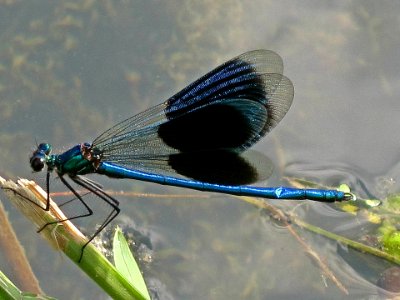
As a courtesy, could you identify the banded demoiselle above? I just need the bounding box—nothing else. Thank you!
[29,50,352,260]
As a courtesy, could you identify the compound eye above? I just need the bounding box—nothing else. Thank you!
[30,156,45,172]
[37,143,51,155]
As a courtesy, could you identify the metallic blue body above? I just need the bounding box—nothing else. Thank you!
[96,161,344,201]
[30,50,350,203]
[53,144,94,175]
[29,50,351,261]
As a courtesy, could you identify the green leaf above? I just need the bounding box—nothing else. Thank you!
[0,269,22,300]
[0,270,56,300]
[337,184,351,193]
[113,227,151,300]
[0,177,150,300]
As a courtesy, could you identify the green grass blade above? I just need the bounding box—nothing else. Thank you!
[113,227,151,300]
[0,177,149,300]
[0,269,56,300]
[0,269,23,300]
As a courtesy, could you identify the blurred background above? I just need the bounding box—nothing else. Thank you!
[1,1,400,299]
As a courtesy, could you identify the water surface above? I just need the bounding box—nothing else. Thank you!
[0,1,399,299]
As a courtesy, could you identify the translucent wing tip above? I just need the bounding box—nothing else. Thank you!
[235,49,284,75]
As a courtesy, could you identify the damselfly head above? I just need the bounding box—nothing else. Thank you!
[30,143,52,172]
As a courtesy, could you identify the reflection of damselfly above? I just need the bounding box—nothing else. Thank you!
[29,50,352,261]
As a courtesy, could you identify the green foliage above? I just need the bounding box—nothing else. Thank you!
[113,227,151,300]
[0,270,56,300]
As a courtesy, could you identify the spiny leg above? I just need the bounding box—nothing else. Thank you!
[37,175,93,233]
[71,175,120,262]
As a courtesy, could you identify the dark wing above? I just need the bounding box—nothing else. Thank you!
[92,50,293,184]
